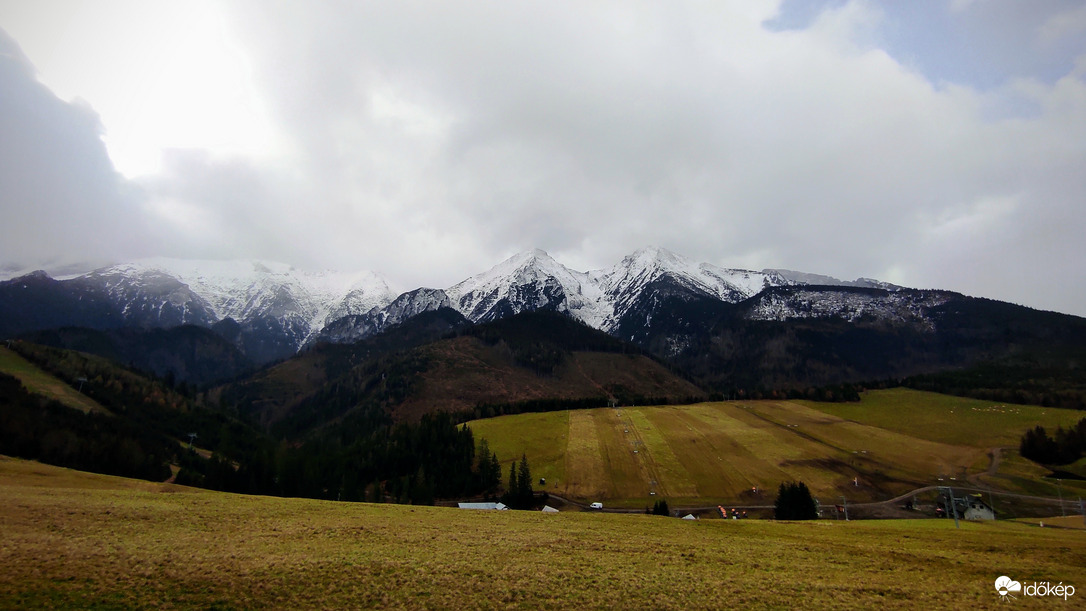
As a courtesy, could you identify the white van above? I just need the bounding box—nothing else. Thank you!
[589,502,603,510]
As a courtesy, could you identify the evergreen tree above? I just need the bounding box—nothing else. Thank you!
[500,454,536,509]
[476,439,501,494]
[488,453,501,493]
[774,481,819,520]
[517,453,533,503]
[507,462,518,501]
[1021,425,1062,464]
[652,499,670,516]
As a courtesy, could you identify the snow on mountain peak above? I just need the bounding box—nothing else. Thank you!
[573,247,795,329]
[443,249,605,325]
[25,249,904,354]
[84,257,397,347]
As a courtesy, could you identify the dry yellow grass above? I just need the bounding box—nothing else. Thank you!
[1015,515,1086,529]
[563,409,609,499]
[2,456,1084,609]
[472,399,990,505]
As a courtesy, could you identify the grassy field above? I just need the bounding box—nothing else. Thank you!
[469,390,1086,506]
[1,456,1083,609]
[802,388,1084,447]
[0,346,109,414]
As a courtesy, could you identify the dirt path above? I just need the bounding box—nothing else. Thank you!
[963,447,1004,488]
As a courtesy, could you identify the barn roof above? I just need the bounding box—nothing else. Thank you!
[457,502,508,510]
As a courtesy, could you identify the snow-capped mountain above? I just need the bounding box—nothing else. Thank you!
[88,258,397,335]
[317,247,804,345]
[1,258,398,363]
[315,250,601,344]
[441,246,800,331]
[317,287,453,344]
[7,248,1083,409]
[446,249,608,325]
[1,247,916,362]
[592,246,793,328]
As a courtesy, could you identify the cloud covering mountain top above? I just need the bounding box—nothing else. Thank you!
[1,1,1084,316]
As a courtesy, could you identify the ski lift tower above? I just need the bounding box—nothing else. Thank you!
[939,486,960,529]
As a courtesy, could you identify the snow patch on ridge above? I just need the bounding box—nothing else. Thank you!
[746,288,950,329]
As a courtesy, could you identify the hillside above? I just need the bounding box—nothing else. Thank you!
[394,336,702,421]
[2,457,1082,609]
[623,286,1086,405]
[225,310,704,435]
[468,389,1086,507]
[19,325,253,387]
[0,345,109,414]
[217,308,471,429]
[0,340,270,485]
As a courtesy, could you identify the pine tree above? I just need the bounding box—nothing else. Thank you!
[488,453,501,493]
[507,462,518,502]
[774,481,818,520]
[517,453,533,505]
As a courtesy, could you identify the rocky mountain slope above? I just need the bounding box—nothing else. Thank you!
[316,247,803,345]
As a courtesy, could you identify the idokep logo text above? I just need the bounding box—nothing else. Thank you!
[995,576,1075,601]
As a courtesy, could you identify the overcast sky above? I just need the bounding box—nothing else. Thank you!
[1,0,1084,316]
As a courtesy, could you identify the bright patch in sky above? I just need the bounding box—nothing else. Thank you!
[1,0,279,178]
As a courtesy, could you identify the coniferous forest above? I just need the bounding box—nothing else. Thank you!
[0,341,509,506]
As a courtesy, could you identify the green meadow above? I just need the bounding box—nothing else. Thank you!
[1,456,1083,609]
[803,387,1085,447]
[469,389,1086,507]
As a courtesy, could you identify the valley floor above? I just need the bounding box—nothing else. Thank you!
[1,456,1083,609]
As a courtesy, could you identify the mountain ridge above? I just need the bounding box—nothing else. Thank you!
[5,247,1081,386]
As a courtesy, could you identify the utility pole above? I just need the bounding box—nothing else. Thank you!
[1057,479,1066,517]
[840,496,849,521]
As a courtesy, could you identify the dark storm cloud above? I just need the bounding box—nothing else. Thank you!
[0,28,151,270]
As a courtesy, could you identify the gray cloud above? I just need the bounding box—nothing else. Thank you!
[0,28,151,270]
[2,2,1084,317]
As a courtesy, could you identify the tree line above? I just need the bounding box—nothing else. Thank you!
[1020,418,1086,465]
[2,342,523,507]
[0,372,173,482]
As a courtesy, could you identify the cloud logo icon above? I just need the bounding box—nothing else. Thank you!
[995,576,1022,598]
